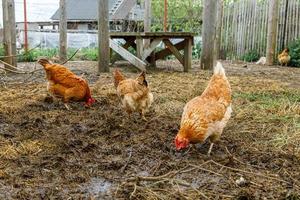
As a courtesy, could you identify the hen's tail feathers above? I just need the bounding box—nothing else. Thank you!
[113,69,125,88]
[214,62,226,77]
[37,58,52,68]
[136,71,148,87]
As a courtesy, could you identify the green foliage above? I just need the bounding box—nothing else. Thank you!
[240,50,260,62]
[78,48,98,61]
[288,39,300,67]
[14,48,99,62]
[0,46,5,57]
[18,48,59,62]
[192,41,201,59]
[151,0,202,34]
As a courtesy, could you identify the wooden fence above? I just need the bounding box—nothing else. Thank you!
[221,0,300,60]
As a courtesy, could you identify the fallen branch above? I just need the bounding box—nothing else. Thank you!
[129,183,137,199]
[126,165,192,183]
[0,64,27,74]
[0,48,81,75]
[210,160,292,185]
[120,149,133,173]
[188,164,223,177]
[60,48,80,65]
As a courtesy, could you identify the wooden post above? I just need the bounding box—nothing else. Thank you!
[59,0,67,62]
[184,38,192,72]
[23,0,28,52]
[144,0,151,48]
[282,0,289,50]
[266,0,279,65]
[136,37,143,59]
[215,0,223,60]
[150,52,156,68]
[2,0,17,69]
[164,0,168,32]
[200,0,218,70]
[144,0,151,33]
[98,0,110,73]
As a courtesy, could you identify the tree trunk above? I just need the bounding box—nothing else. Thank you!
[59,0,67,62]
[266,0,279,65]
[98,0,110,73]
[201,0,218,70]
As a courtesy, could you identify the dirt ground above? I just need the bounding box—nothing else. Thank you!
[0,60,299,199]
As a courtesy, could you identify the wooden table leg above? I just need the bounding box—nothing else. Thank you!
[136,37,144,59]
[184,38,192,72]
[111,37,135,64]
[109,39,147,71]
[150,51,156,68]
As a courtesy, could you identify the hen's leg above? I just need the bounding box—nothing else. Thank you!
[207,143,214,156]
[64,103,70,110]
[141,111,148,122]
[208,132,221,156]
[45,84,56,103]
[141,110,147,121]
[63,96,71,110]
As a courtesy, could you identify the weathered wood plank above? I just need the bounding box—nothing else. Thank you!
[3,0,17,69]
[201,0,218,70]
[215,0,223,60]
[163,39,184,65]
[149,52,156,68]
[110,32,196,38]
[111,38,136,64]
[141,38,162,60]
[110,39,146,71]
[184,38,192,72]
[266,0,279,65]
[98,0,110,73]
[136,37,144,59]
[155,40,186,61]
[59,0,67,62]
[144,0,151,47]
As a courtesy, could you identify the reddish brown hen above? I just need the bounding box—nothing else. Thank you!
[113,69,153,121]
[278,48,291,66]
[175,62,232,155]
[38,58,95,110]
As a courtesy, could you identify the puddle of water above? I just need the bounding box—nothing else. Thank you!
[82,177,113,198]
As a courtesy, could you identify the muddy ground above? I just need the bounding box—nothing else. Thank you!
[0,60,299,199]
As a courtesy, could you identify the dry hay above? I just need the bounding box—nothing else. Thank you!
[0,61,299,199]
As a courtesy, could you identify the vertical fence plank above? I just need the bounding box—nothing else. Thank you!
[220,0,300,60]
[295,0,299,39]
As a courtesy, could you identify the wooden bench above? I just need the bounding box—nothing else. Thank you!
[109,32,195,72]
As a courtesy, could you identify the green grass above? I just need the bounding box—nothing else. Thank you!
[234,90,300,152]
[15,48,98,62]
[0,46,99,62]
[18,48,59,62]
[78,48,98,61]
